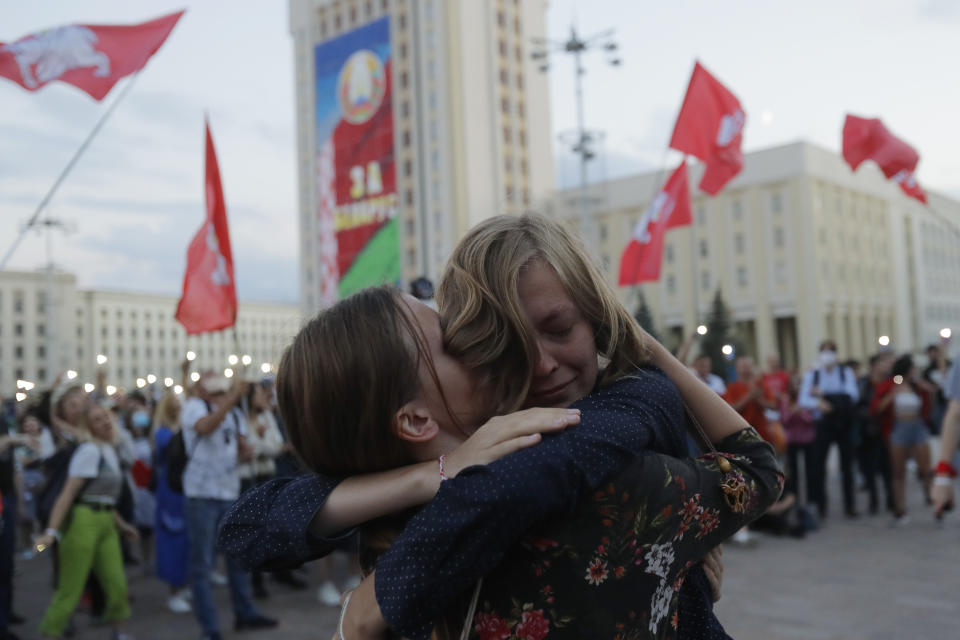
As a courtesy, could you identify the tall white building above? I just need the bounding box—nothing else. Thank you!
[290,0,554,314]
[1,269,300,394]
[543,141,960,370]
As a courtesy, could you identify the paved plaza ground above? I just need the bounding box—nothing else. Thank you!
[13,447,960,640]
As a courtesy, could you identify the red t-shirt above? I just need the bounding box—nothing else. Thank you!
[724,381,770,437]
[761,371,791,400]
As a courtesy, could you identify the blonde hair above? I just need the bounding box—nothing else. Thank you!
[437,213,648,412]
[152,391,182,437]
[77,403,117,445]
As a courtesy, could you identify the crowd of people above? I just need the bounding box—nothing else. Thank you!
[0,361,361,640]
[682,334,957,535]
[0,329,955,640]
[0,217,956,640]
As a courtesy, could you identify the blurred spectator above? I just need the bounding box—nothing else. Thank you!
[182,373,276,640]
[35,404,138,640]
[16,411,55,550]
[923,343,950,435]
[857,353,895,515]
[932,358,960,517]
[238,384,288,600]
[725,357,780,449]
[692,353,726,395]
[799,340,860,518]
[125,393,155,574]
[152,392,191,614]
[871,354,933,526]
[0,413,37,640]
[782,376,816,504]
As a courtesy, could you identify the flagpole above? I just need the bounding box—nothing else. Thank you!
[629,146,672,308]
[691,200,701,328]
[231,324,250,418]
[0,72,142,270]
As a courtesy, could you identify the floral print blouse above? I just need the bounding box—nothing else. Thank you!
[468,428,783,640]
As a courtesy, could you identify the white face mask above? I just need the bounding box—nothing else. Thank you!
[819,350,838,367]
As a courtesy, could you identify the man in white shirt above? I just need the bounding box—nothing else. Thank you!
[798,339,860,519]
[691,354,727,395]
[183,373,277,640]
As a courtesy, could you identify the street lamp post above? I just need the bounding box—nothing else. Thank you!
[531,26,621,256]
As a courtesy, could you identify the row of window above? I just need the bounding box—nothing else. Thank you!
[0,290,48,314]
[662,266,752,297]
[5,344,45,360]
[317,0,389,37]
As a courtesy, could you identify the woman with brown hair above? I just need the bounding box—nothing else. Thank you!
[870,354,934,525]
[221,215,782,639]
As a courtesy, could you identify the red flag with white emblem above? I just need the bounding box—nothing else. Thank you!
[0,11,183,101]
[842,114,927,204]
[618,162,692,286]
[175,120,237,335]
[891,169,927,204]
[669,61,746,195]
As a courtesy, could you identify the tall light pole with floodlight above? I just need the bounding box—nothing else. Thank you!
[530,26,621,256]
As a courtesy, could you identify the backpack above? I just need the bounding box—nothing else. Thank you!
[813,366,855,410]
[36,443,99,528]
[165,400,221,494]
[36,444,79,528]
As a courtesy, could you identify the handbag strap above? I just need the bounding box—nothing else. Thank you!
[459,578,483,640]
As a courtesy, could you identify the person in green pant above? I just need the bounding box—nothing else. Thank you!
[34,402,139,640]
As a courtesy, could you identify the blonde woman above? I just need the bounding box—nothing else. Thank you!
[35,404,137,640]
[152,392,191,613]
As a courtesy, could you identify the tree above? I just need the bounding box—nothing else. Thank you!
[700,288,740,379]
[633,289,659,342]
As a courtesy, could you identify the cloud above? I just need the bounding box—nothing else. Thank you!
[917,0,960,20]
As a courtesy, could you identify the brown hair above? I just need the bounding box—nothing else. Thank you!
[437,213,649,412]
[276,286,454,477]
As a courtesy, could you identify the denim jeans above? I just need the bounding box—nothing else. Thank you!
[185,497,258,635]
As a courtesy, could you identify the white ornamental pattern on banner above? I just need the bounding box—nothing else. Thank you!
[316,139,339,308]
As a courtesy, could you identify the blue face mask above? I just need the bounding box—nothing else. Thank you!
[131,410,150,429]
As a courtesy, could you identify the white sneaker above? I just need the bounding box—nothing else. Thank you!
[176,587,193,601]
[892,514,911,528]
[210,570,228,586]
[167,595,191,614]
[317,581,341,607]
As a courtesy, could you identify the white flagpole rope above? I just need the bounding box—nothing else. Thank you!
[0,72,141,270]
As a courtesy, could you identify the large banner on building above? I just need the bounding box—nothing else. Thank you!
[315,16,398,304]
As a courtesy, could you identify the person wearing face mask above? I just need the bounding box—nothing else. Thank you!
[798,340,860,519]
[126,401,156,573]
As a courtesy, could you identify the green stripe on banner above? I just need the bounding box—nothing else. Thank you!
[338,217,400,298]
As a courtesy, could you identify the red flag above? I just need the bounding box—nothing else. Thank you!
[618,162,692,286]
[175,120,237,335]
[842,114,919,179]
[0,11,183,101]
[842,114,926,203]
[669,61,745,195]
[892,169,927,204]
